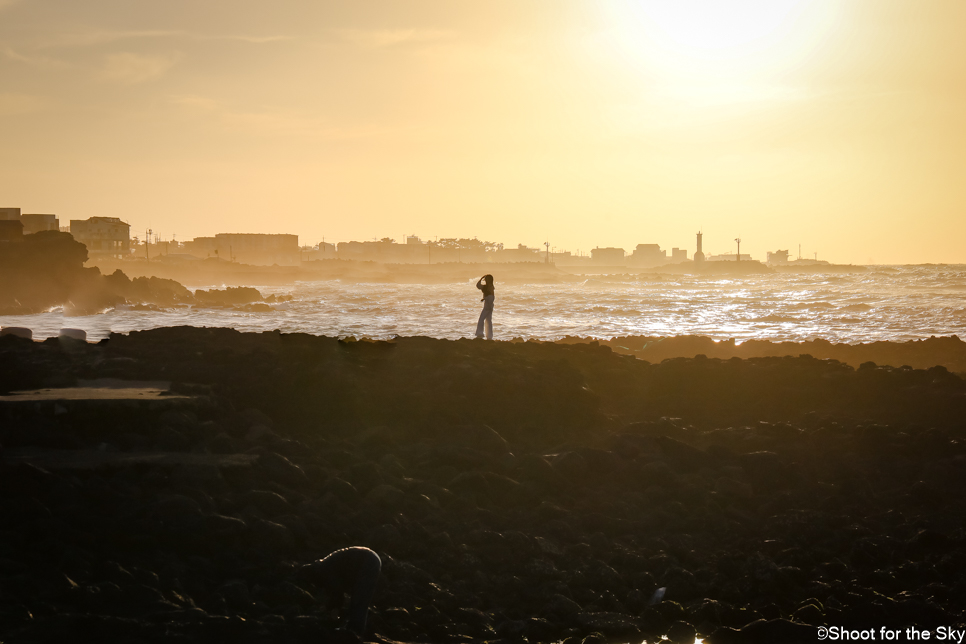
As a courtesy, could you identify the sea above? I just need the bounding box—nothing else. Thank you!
[3,265,965,344]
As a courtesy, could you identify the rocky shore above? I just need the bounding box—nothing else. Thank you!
[0,231,290,315]
[558,334,966,377]
[3,328,966,643]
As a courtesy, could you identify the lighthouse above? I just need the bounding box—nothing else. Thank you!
[694,231,705,264]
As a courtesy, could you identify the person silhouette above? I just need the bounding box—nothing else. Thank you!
[297,546,382,640]
[475,274,495,340]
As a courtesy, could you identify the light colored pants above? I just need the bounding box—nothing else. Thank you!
[476,294,494,339]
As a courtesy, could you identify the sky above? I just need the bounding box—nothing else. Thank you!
[2,0,965,264]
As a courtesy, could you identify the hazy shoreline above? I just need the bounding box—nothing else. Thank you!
[89,256,877,287]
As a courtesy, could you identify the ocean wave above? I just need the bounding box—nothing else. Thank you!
[7,266,965,343]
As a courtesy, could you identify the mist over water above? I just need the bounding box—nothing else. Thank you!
[3,265,965,343]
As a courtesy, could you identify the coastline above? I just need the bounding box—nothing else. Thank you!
[88,256,873,287]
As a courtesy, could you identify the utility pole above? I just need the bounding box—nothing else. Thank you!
[735,237,741,262]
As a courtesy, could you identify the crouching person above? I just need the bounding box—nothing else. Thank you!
[298,547,381,640]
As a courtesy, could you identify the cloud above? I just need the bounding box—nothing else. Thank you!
[38,30,180,50]
[0,93,46,116]
[214,34,292,44]
[32,30,292,50]
[2,45,68,68]
[100,52,181,83]
[337,28,454,49]
[2,46,31,63]
[170,95,219,111]
[170,94,405,141]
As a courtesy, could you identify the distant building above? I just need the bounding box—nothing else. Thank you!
[768,249,830,267]
[22,214,60,234]
[300,242,337,261]
[493,244,541,263]
[0,207,21,221]
[183,236,218,258]
[694,231,705,264]
[182,233,300,265]
[70,217,131,255]
[671,248,687,262]
[222,233,299,265]
[707,253,752,262]
[336,238,435,263]
[431,238,489,263]
[591,247,626,264]
[767,250,790,265]
[628,244,666,266]
[550,251,591,266]
[0,219,24,242]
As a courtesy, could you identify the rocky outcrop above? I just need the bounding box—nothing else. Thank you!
[0,233,280,314]
[558,334,966,376]
[2,329,965,642]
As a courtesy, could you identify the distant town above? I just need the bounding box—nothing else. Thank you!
[0,207,829,268]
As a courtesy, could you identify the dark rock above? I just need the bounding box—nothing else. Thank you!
[154,427,191,452]
[666,620,697,644]
[552,451,588,481]
[171,465,229,494]
[793,602,825,626]
[206,433,237,454]
[153,494,203,522]
[258,451,307,486]
[448,424,511,455]
[249,518,293,550]
[575,612,641,638]
[739,451,793,488]
[238,490,291,517]
[322,477,360,503]
[7,327,966,642]
[219,580,251,609]
[707,618,816,643]
[204,514,248,538]
[656,436,716,471]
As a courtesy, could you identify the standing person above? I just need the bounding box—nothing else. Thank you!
[475,274,495,340]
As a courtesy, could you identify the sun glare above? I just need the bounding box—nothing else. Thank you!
[605,0,838,82]
[641,0,806,55]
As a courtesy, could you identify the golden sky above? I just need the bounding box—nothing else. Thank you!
[2,0,965,264]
